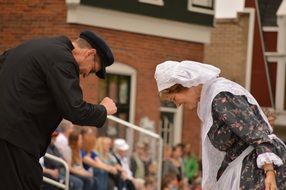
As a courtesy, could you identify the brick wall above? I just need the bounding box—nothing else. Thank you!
[1,0,204,153]
[204,14,249,86]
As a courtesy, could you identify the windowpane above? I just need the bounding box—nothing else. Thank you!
[98,74,131,138]
[192,0,213,8]
[138,0,164,6]
[160,112,174,145]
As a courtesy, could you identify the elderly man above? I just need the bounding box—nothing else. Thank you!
[0,30,117,189]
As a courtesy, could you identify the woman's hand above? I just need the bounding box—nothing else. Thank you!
[263,163,277,190]
[264,171,277,190]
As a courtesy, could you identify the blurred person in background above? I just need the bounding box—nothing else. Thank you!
[95,137,122,190]
[161,173,179,190]
[262,107,276,128]
[0,30,117,189]
[182,143,199,184]
[113,138,145,190]
[113,138,137,190]
[41,131,66,190]
[130,141,146,179]
[141,142,153,177]
[81,127,118,189]
[55,119,74,157]
[162,144,184,183]
[67,129,95,190]
[42,131,83,190]
[143,175,156,190]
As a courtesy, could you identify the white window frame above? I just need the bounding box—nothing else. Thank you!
[265,3,286,126]
[188,0,215,15]
[138,0,164,6]
[160,106,183,145]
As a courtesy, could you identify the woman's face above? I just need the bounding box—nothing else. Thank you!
[103,138,112,152]
[82,130,96,152]
[164,85,201,110]
[172,147,183,158]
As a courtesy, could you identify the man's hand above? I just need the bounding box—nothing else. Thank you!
[100,97,117,115]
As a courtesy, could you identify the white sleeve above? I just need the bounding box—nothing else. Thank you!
[256,152,283,168]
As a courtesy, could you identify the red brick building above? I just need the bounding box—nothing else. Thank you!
[205,0,286,140]
[0,0,216,155]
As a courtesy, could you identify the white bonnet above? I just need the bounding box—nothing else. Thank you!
[154,60,221,92]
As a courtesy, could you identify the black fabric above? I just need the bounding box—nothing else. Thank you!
[79,30,114,79]
[0,139,43,190]
[0,49,11,71]
[0,36,107,159]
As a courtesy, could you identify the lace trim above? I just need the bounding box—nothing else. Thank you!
[257,152,283,168]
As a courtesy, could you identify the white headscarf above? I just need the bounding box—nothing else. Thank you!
[154,60,221,92]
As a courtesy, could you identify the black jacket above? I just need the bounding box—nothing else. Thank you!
[0,36,107,159]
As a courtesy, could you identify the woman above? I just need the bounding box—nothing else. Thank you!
[154,60,286,190]
[182,143,199,184]
[81,127,118,189]
[95,137,123,189]
[67,129,95,190]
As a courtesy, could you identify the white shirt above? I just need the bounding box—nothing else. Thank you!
[55,133,69,155]
[117,154,133,180]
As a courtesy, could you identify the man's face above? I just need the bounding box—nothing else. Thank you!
[79,49,102,78]
[118,149,127,157]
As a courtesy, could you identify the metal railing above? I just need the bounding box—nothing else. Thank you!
[43,115,163,190]
[43,153,70,190]
[107,115,164,190]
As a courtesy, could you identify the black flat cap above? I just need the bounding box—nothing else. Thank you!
[79,30,114,79]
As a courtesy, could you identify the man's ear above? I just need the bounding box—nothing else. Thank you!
[87,48,96,57]
[81,48,95,58]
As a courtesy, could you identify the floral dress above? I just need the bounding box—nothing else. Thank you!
[208,91,286,190]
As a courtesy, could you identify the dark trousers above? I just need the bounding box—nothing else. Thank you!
[0,139,42,190]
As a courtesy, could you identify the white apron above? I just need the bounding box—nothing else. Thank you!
[215,146,254,190]
[197,77,272,190]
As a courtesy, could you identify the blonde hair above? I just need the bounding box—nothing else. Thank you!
[95,137,113,161]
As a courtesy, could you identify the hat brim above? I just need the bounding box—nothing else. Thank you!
[95,66,106,79]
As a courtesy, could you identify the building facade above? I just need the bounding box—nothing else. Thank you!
[0,0,216,155]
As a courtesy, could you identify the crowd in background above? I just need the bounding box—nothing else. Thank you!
[161,143,201,190]
[40,119,158,190]
[40,119,202,190]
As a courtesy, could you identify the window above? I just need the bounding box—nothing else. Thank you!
[138,0,164,6]
[160,101,183,146]
[97,74,131,138]
[188,0,215,14]
[192,0,213,8]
